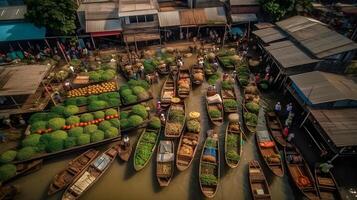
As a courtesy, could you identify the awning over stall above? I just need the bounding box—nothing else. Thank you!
[86,19,122,35]
[0,22,46,42]
[231,13,257,23]
[158,10,180,27]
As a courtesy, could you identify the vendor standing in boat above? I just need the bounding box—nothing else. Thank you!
[123,135,130,149]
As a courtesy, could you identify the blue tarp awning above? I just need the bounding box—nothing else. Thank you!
[230,27,245,36]
[0,22,46,42]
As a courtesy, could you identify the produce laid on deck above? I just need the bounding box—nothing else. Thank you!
[67,81,117,97]
[203,53,218,76]
[156,140,174,187]
[177,69,191,98]
[248,160,271,200]
[206,88,223,126]
[120,104,149,131]
[119,79,152,105]
[165,98,186,138]
[243,85,260,134]
[217,49,242,69]
[64,92,121,111]
[236,62,250,87]
[190,64,204,85]
[221,75,239,113]
[225,114,243,168]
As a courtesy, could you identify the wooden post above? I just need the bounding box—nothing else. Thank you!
[90,35,96,49]
[299,110,310,128]
[57,41,69,64]
[10,96,21,109]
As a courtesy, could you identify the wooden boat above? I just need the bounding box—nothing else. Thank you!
[206,88,223,126]
[315,166,342,200]
[248,160,272,200]
[0,185,18,200]
[199,130,220,198]
[3,159,43,184]
[160,72,176,107]
[133,128,161,171]
[285,144,320,200]
[224,114,243,168]
[156,140,174,187]
[203,58,218,76]
[221,74,239,114]
[117,140,132,162]
[256,130,284,177]
[176,112,201,171]
[177,68,191,98]
[164,98,186,138]
[157,63,170,75]
[48,149,99,196]
[265,112,287,148]
[190,64,204,85]
[242,84,260,134]
[61,146,118,200]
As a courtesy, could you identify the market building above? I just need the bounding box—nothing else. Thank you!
[286,71,357,159]
[229,0,259,25]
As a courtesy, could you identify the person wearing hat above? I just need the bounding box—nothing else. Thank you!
[274,102,281,114]
[156,100,162,114]
[160,113,166,126]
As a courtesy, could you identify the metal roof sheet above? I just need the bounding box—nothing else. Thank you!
[0,5,26,21]
[253,27,287,43]
[231,13,257,23]
[158,10,180,27]
[310,108,357,147]
[85,19,122,32]
[230,0,259,6]
[290,71,357,105]
[119,0,158,16]
[265,40,319,69]
[204,7,226,24]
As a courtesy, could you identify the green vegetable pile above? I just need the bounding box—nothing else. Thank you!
[120,105,148,130]
[246,102,260,114]
[206,138,217,148]
[236,62,250,87]
[208,109,221,119]
[223,99,238,110]
[244,112,258,126]
[187,119,200,133]
[120,80,151,105]
[200,174,218,186]
[64,91,121,111]
[134,131,158,167]
[226,134,240,163]
[207,72,220,85]
[88,69,116,82]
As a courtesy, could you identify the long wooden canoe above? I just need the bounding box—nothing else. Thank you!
[242,84,260,134]
[248,160,272,200]
[48,149,99,196]
[199,130,220,198]
[156,140,174,187]
[224,116,243,168]
[221,75,239,114]
[256,130,284,177]
[315,166,342,200]
[61,146,118,200]
[284,144,320,200]
[0,185,18,200]
[117,140,132,162]
[176,115,201,171]
[265,112,287,148]
[190,64,204,85]
[3,159,43,184]
[177,68,191,98]
[206,89,223,126]
[160,72,176,107]
[164,99,186,138]
[133,128,161,171]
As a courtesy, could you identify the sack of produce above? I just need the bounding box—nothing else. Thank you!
[194,73,204,81]
[207,94,222,104]
[202,155,216,163]
[189,112,200,120]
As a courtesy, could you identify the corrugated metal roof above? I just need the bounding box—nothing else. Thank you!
[276,16,357,58]
[310,108,357,147]
[230,0,259,6]
[254,22,275,30]
[231,13,257,23]
[86,19,122,33]
[253,27,287,44]
[205,7,226,24]
[158,11,180,27]
[0,5,26,21]
[119,0,158,15]
[179,9,196,26]
[265,40,319,69]
[290,71,357,105]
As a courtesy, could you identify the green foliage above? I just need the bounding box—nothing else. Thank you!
[64,98,77,106]
[25,0,78,35]
[101,70,116,81]
[28,113,48,124]
[206,138,217,148]
[64,137,77,149]
[120,112,129,119]
[128,115,144,127]
[51,105,65,115]
[120,88,133,97]
[143,59,156,74]
[226,134,240,163]
[66,116,80,125]
[98,121,112,131]
[207,72,220,85]
[30,121,47,132]
[68,127,83,138]
[246,102,260,114]
[109,119,120,128]
[22,134,41,147]
[39,134,52,147]
[50,130,68,141]
[48,118,66,130]
[77,134,90,146]
[222,80,234,90]
[208,109,221,119]
[244,112,258,126]
[87,95,98,103]
[200,174,218,186]
[46,138,64,153]
[134,131,157,167]
[259,0,294,21]
[105,108,118,116]
[93,111,105,119]
[168,110,185,123]
[88,100,108,111]
[132,86,145,95]
[187,120,200,133]
[120,119,130,129]
[0,164,17,182]
[104,127,119,139]
[16,147,36,161]
[0,150,17,164]
[107,98,121,107]
[127,79,150,90]
[80,113,94,122]
[84,125,98,134]
[76,97,88,106]
[90,130,105,142]
[123,94,138,104]
[223,99,238,110]
[148,117,161,129]
[131,104,148,119]
[88,71,101,82]
[63,105,79,117]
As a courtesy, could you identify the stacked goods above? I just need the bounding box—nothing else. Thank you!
[88,69,116,83]
[177,69,191,98]
[64,92,121,111]
[191,64,204,84]
[119,79,151,105]
[236,62,250,87]
[7,108,120,162]
[165,100,186,137]
[67,81,117,97]
[133,118,161,171]
[225,115,242,168]
[176,112,201,171]
[120,104,149,131]
[243,85,260,133]
[217,50,242,69]
[221,76,238,113]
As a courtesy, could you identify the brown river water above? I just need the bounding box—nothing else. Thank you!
[12,53,299,200]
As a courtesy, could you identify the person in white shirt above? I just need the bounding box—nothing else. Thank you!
[274,102,281,113]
